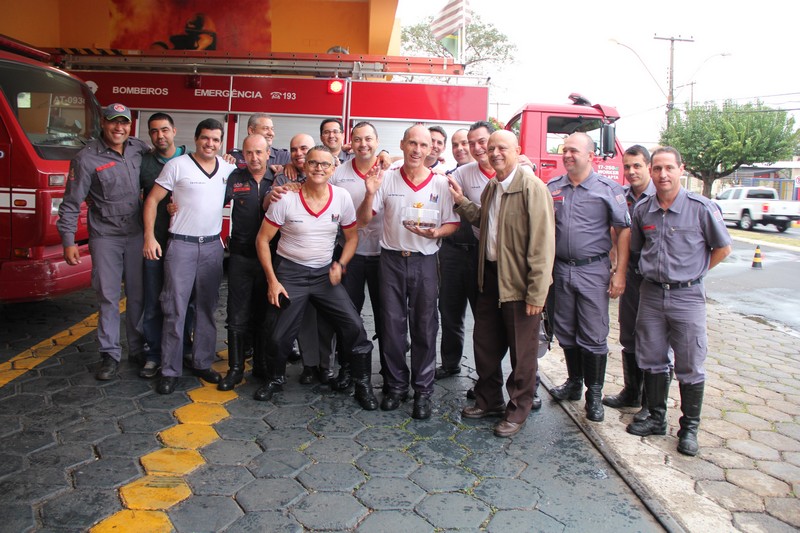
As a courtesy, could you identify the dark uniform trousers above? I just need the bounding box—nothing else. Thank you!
[269,258,372,367]
[226,252,268,335]
[473,261,541,424]
[618,263,643,355]
[379,251,439,397]
[438,239,479,370]
[342,253,385,374]
[553,258,612,354]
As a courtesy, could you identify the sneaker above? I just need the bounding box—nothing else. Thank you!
[139,361,160,379]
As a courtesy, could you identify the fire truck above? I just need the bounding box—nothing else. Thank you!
[0,36,101,303]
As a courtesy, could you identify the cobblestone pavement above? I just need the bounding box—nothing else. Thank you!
[0,280,661,532]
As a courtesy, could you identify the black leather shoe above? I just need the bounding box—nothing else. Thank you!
[462,405,505,419]
[193,367,221,384]
[288,342,302,363]
[318,368,335,385]
[532,391,542,411]
[299,366,316,385]
[96,355,119,381]
[434,366,461,380]
[380,392,408,411]
[254,379,284,402]
[157,376,178,395]
[412,395,432,420]
[139,361,160,379]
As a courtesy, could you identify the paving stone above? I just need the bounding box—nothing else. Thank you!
[355,477,427,510]
[668,453,726,481]
[410,463,478,492]
[0,474,69,504]
[72,456,142,488]
[727,439,782,461]
[455,427,511,455]
[225,511,302,532]
[186,464,255,496]
[247,450,311,478]
[29,443,95,470]
[0,452,24,478]
[39,361,91,378]
[355,426,412,451]
[290,491,367,530]
[723,411,773,431]
[750,430,800,452]
[769,401,800,417]
[473,477,542,510]
[19,406,83,433]
[257,427,316,452]
[264,405,318,429]
[416,492,491,529]
[199,439,262,465]
[765,497,800,528]
[19,376,72,394]
[0,393,47,415]
[236,478,307,511]
[40,488,122,529]
[353,407,410,427]
[223,397,276,419]
[212,417,270,441]
[118,411,176,434]
[732,512,799,533]
[0,429,55,455]
[406,437,469,465]
[355,450,420,478]
[3,504,36,533]
[296,462,365,491]
[696,480,764,512]
[58,416,121,444]
[727,469,792,497]
[463,452,528,479]
[785,452,800,468]
[269,387,322,407]
[308,414,367,438]
[747,405,795,423]
[137,392,191,411]
[313,393,364,416]
[405,417,459,439]
[702,418,750,440]
[0,415,21,438]
[169,494,243,533]
[487,509,567,533]
[355,509,434,533]
[304,436,366,463]
[755,460,800,486]
[96,432,160,458]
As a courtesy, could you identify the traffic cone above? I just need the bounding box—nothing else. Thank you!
[751,245,763,269]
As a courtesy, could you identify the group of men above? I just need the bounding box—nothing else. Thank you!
[58,102,731,453]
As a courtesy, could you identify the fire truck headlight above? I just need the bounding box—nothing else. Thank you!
[51,198,63,215]
[49,174,67,186]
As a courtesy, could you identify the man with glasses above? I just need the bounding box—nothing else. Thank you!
[320,118,354,164]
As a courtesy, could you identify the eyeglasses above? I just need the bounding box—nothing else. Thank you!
[306,160,333,169]
[322,130,342,136]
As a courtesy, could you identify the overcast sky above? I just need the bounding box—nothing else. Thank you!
[397,0,800,149]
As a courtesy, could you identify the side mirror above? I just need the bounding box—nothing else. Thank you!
[600,123,616,158]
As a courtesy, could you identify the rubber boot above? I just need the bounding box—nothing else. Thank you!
[582,351,607,422]
[331,359,353,392]
[550,347,583,401]
[632,379,650,423]
[218,331,245,391]
[351,353,378,411]
[677,382,704,456]
[602,351,643,408]
[254,360,286,402]
[626,372,669,436]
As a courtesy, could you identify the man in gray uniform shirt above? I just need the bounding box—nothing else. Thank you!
[626,146,731,456]
[58,103,150,381]
[546,132,630,423]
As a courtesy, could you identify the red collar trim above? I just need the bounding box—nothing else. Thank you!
[299,183,333,218]
[400,168,434,192]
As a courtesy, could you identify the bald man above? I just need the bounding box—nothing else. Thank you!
[450,130,555,437]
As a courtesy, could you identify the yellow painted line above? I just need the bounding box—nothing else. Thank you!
[91,510,172,533]
[118,475,193,510]
[140,448,206,477]
[174,403,230,425]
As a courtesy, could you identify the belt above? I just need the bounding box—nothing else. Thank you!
[443,240,476,251]
[170,233,220,244]
[558,252,608,267]
[646,277,703,290]
[381,248,424,258]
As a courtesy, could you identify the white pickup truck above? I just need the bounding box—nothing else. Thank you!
[715,186,800,232]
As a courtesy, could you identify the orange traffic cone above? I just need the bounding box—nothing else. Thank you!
[751,245,763,269]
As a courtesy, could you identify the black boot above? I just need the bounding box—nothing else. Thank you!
[677,382,704,456]
[331,359,353,392]
[632,377,650,423]
[532,373,542,411]
[602,351,643,408]
[219,331,245,391]
[582,351,607,422]
[254,361,286,402]
[351,353,378,411]
[626,372,670,436]
[251,329,268,381]
[550,347,583,401]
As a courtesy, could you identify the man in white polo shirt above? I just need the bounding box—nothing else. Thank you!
[143,118,237,395]
[253,145,378,410]
[357,124,460,420]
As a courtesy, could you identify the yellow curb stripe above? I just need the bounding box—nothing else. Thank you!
[140,448,206,477]
[91,510,173,533]
[119,475,193,510]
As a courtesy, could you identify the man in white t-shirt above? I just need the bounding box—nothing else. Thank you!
[143,118,237,395]
[357,124,460,420]
[253,145,378,410]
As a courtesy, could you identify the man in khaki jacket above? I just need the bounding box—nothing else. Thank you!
[448,130,555,438]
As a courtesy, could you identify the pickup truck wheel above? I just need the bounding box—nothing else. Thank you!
[776,221,789,233]
[739,213,753,231]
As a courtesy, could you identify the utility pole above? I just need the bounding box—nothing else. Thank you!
[654,35,694,113]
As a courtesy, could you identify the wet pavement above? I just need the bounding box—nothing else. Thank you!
[1,234,799,531]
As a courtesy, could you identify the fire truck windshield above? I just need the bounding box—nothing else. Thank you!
[0,59,101,159]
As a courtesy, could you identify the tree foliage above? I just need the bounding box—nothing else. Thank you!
[401,15,516,75]
[660,101,798,197]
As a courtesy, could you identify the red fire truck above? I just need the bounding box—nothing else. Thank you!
[0,36,101,303]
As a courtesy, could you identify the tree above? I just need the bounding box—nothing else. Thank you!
[660,101,798,197]
[401,15,516,76]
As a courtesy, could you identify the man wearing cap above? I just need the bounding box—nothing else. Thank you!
[58,103,151,380]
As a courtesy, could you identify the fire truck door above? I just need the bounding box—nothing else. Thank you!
[0,116,11,260]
